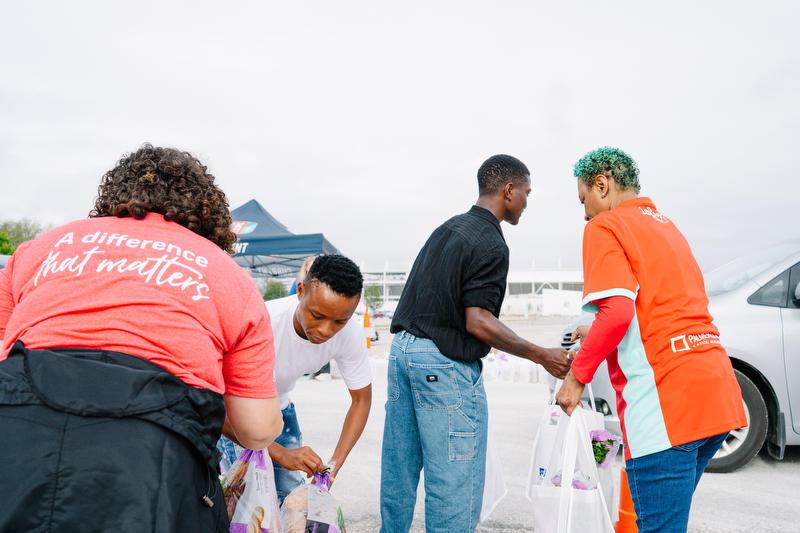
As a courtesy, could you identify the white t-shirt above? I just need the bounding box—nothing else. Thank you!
[266,295,372,409]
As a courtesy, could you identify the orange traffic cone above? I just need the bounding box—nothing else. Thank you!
[363,306,371,328]
[364,306,372,349]
[617,467,638,532]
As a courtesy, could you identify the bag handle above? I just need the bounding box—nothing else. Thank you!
[586,383,597,412]
[556,409,580,533]
[569,409,614,532]
[556,408,615,533]
[567,411,614,532]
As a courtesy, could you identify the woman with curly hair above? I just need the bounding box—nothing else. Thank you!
[555,147,746,533]
[0,144,283,532]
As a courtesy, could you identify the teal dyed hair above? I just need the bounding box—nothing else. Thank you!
[573,147,640,193]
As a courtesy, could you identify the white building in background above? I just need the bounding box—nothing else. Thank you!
[363,267,584,317]
[362,269,408,315]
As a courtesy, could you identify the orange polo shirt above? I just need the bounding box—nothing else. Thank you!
[578,197,746,459]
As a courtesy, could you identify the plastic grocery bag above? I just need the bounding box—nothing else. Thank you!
[528,407,614,533]
[282,470,347,533]
[222,449,284,533]
[480,429,508,523]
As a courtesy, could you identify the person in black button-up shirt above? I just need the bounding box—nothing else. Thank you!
[380,155,570,533]
[390,204,510,362]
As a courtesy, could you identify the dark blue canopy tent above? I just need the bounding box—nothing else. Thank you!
[230,199,340,277]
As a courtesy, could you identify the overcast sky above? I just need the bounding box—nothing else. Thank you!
[1,1,797,272]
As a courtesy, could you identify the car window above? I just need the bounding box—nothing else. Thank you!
[706,242,799,296]
[748,270,790,308]
[790,263,800,308]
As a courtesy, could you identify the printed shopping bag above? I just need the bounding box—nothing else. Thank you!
[222,449,284,533]
[282,470,347,533]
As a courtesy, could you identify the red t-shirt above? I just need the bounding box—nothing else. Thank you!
[0,213,276,398]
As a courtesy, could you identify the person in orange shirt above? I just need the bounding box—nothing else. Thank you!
[556,147,746,533]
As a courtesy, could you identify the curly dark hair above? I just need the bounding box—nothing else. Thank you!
[90,144,237,253]
[306,255,363,297]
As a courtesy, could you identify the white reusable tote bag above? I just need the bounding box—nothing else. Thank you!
[526,383,602,498]
[529,408,615,533]
[527,382,618,521]
[480,429,508,523]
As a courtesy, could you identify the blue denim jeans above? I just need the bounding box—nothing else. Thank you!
[380,331,488,533]
[216,403,305,504]
[217,433,239,473]
[626,433,728,533]
[271,402,306,503]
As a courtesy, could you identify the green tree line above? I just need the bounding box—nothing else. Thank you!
[0,219,49,254]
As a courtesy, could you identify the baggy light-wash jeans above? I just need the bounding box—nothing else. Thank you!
[380,331,488,533]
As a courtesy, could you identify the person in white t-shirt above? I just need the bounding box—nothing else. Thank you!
[218,255,372,502]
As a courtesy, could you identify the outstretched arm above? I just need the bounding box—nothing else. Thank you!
[465,306,570,379]
[329,384,372,480]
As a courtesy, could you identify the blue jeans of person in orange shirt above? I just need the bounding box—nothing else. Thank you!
[625,433,727,533]
[380,331,488,533]
[217,403,305,504]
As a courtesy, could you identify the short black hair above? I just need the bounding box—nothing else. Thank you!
[306,254,363,297]
[477,154,530,194]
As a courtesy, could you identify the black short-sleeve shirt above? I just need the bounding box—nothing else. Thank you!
[390,205,509,362]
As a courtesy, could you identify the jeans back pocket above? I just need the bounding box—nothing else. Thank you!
[408,359,462,410]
